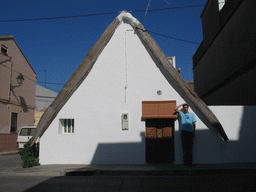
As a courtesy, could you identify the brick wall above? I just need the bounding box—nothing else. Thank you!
[0,133,18,152]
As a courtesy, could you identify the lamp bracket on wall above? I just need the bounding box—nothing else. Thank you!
[10,73,25,90]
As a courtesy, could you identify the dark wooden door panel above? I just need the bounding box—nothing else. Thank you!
[146,127,156,138]
[163,127,172,137]
[146,119,174,163]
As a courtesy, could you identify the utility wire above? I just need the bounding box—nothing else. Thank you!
[37,81,65,85]
[0,4,203,45]
[35,95,57,99]
[1,4,202,88]
[131,5,205,13]
[0,63,64,86]
[0,11,119,23]
[0,61,37,83]
[0,5,205,23]
[164,0,171,5]
[143,0,151,25]
[146,29,200,45]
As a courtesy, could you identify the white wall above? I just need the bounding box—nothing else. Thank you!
[191,106,256,164]
[218,0,225,10]
[39,20,256,165]
[212,106,256,163]
[39,21,185,165]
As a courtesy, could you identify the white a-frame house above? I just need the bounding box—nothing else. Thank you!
[32,11,256,165]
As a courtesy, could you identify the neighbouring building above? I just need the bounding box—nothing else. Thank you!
[35,84,58,112]
[34,84,58,126]
[32,11,255,165]
[34,109,46,127]
[0,35,37,152]
[193,0,256,105]
[167,56,194,90]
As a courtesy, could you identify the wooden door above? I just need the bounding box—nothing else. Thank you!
[146,119,174,163]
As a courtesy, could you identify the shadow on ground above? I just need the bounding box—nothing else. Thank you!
[24,171,255,192]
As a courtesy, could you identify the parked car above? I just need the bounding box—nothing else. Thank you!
[17,126,39,150]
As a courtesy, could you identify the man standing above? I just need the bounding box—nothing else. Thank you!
[175,103,196,166]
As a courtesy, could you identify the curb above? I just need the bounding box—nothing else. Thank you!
[64,167,256,176]
[0,151,19,156]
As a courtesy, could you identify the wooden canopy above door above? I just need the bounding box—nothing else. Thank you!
[142,100,178,119]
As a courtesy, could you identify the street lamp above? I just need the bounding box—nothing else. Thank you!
[10,73,25,90]
[16,73,24,85]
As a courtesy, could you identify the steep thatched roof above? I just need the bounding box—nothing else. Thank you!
[32,11,228,144]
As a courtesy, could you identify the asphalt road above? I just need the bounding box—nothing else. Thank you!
[0,174,255,192]
[0,154,22,171]
[0,154,255,192]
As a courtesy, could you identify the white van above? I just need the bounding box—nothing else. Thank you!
[17,126,39,150]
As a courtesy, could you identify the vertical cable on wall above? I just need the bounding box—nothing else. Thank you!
[124,29,134,103]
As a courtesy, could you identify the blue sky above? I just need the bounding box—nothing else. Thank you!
[1,0,206,93]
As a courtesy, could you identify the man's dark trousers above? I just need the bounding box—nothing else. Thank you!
[181,130,194,166]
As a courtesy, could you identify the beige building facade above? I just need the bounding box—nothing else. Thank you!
[0,35,37,152]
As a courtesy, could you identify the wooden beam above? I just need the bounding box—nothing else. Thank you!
[134,23,228,141]
[32,18,121,144]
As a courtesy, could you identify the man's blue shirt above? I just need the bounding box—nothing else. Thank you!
[178,110,196,132]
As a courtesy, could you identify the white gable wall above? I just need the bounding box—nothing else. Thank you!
[39,21,256,165]
[39,22,185,164]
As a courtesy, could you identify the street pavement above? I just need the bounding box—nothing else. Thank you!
[4,160,256,177]
[0,151,255,177]
[0,152,255,191]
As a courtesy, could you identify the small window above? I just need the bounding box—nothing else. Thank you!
[167,56,176,68]
[59,119,74,134]
[1,45,7,55]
